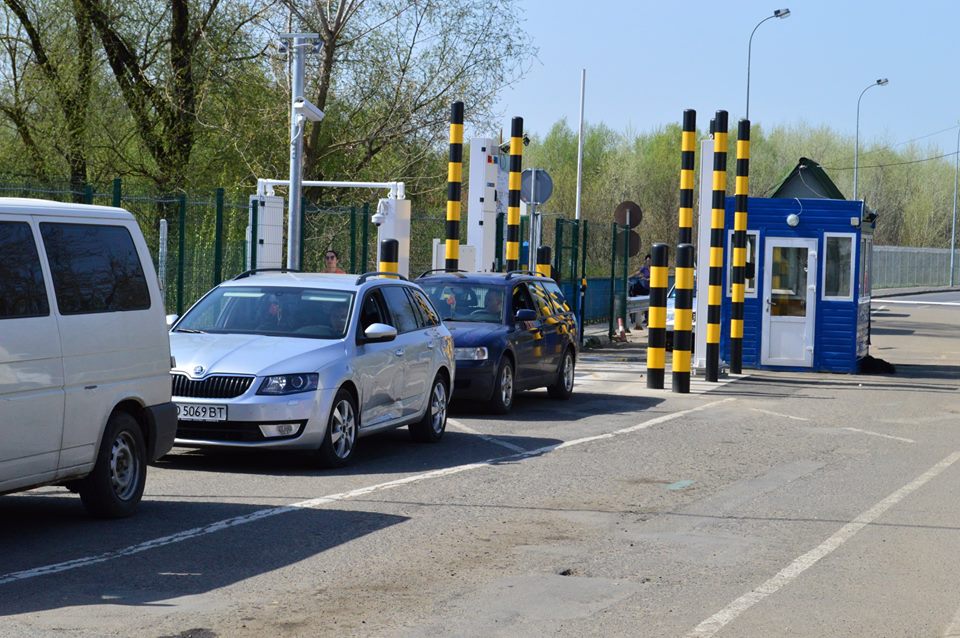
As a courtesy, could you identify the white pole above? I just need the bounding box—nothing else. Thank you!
[286,35,309,270]
[951,125,959,287]
[158,219,168,294]
[574,69,586,222]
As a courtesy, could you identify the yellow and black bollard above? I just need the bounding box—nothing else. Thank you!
[646,243,669,389]
[379,238,399,277]
[678,109,697,245]
[536,246,551,278]
[671,243,695,393]
[506,117,524,272]
[445,101,464,271]
[730,118,750,374]
[706,110,728,383]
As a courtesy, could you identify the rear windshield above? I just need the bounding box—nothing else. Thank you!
[175,286,354,339]
[419,282,505,323]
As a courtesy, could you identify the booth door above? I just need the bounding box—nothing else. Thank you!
[761,237,817,367]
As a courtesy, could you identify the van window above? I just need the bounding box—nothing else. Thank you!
[0,221,49,319]
[40,222,151,315]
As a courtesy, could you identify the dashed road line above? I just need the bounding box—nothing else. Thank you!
[749,408,810,422]
[446,418,526,453]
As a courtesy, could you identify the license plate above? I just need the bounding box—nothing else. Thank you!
[176,403,227,422]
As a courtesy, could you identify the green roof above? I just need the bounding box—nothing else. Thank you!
[769,157,847,200]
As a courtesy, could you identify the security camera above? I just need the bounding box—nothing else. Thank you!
[522,133,530,147]
[293,97,325,123]
[371,211,385,227]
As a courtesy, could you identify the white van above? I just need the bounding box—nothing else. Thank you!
[0,198,175,517]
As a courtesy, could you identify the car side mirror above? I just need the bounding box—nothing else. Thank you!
[362,323,397,343]
[165,314,179,328]
[514,309,537,322]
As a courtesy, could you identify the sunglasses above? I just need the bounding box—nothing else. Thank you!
[325,255,337,260]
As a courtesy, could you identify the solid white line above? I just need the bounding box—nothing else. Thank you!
[0,398,733,586]
[749,408,810,422]
[686,450,960,638]
[843,427,915,444]
[942,601,960,637]
[879,299,960,307]
[446,418,527,454]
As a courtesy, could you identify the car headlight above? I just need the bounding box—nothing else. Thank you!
[454,346,489,361]
[258,373,319,395]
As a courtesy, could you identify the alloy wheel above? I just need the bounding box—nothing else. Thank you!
[430,381,447,434]
[330,399,357,459]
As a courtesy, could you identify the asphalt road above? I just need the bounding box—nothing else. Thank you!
[2,296,959,637]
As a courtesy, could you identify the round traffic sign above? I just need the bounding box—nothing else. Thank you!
[614,201,642,228]
[520,168,553,205]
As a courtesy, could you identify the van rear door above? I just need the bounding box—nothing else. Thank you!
[0,217,65,492]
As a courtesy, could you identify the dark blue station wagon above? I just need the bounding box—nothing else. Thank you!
[418,271,578,413]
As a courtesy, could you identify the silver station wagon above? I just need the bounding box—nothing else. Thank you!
[168,270,455,466]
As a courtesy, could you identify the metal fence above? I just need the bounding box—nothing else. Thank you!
[873,245,960,289]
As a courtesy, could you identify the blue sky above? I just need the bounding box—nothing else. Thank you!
[491,0,960,152]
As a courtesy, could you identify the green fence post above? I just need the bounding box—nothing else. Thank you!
[571,220,580,320]
[250,199,258,270]
[112,178,122,208]
[361,202,369,273]
[213,188,224,286]
[82,184,94,205]
[622,222,630,330]
[349,206,357,273]
[608,223,617,339]
[299,198,306,270]
[177,194,186,316]
[495,212,505,271]
[521,216,528,268]
[554,218,564,281]
[580,220,588,342]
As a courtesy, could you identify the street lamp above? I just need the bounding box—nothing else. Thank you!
[854,78,889,201]
[746,8,791,120]
[950,124,959,286]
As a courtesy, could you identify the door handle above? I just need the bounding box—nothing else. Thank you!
[394,348,404,357]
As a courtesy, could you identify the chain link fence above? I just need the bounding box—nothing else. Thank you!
[873,245,960,289]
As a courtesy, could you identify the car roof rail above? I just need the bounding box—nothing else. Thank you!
[504,269,539,280]
[417,268,468,279]
[355,271,410,285]
[232,267,301,280]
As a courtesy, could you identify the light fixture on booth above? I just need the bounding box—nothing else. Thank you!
[786,198,803,227]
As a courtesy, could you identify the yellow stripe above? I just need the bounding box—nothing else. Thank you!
[445,201,461,221]
[676,267,694,289]
[733,246,746,266]
[731,283,744,303]
[648,348,665,368]
[736,139,750,159]
[649,306,666,328]
[710,246,723,268]
[707,323,720,343]
[506,243,519,260]
[510,137,524,155]
[536,264,550,277]
[508,173,521,190]
[711,209,724,229]
[675,309,692,331]
[507,208,520,225]
[651,266,668,288]
[679,208,693,228]
[735,175,748,195]
[731,319,743,338]
[680,169,695,190]
[734,211,747,231]
[712,171,726,190]
[448,123,463,143]
[672,349,691,372]
[708,283,721,305]
[715,132,728,149]
[379,261,398,276]
[445,240,459,258]
[681,131,696,152]
[448,163,462,183]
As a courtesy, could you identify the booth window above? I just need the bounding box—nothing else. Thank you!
[822,233,855,301]
[725,230,758,298]
[858,235,873,298]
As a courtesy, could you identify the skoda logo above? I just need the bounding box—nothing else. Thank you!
[193,365,205,376]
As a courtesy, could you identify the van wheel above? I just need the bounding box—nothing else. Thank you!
[409,375,448,443]
[490,358,514,414]
[547,349,575,400]
[78,412,146,518]
[317,389,358,467]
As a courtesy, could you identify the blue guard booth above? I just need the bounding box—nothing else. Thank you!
[720,158,874,373]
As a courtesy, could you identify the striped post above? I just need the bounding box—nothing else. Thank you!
[671,243,695,393]
[536,246,551,277]
[379,239,399,277]
[445,101,464,271]
[506,117,524,271]
[678,109,697,245]
[706,110,728,382]
[646,243,669,389]
[730,119,751,374]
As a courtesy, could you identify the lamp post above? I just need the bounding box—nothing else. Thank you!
[746,8,790,120]
[950,124,959,286]
[854,78,889,201]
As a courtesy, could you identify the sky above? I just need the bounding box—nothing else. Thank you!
[490,0,960,154]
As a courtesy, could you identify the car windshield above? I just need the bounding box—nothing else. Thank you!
[174,286,355,339]
[420,282,505,323]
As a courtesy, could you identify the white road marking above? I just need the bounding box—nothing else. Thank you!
[942,600,960,636]
[446,418,527,453]
[749,408,810,422]
[843,427,915,444]
[878,300,960,307]
[0,399,733,586]
[686,450,960,638]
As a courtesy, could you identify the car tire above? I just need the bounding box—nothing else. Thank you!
[409,374,448,443]
[78,411,147,519]
[490,357,515,414]
[317,388,359,467]
[547,349,575,400]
